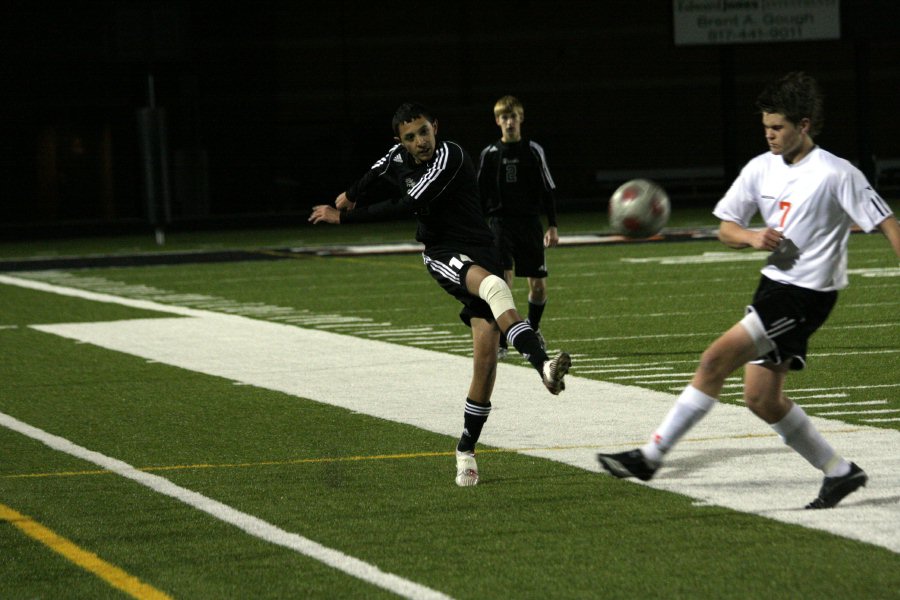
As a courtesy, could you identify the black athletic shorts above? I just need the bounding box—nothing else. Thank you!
[489,216,548,278]
[748,275,838,371]
[422,243,504,327]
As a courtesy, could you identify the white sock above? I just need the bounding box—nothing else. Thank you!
[770,404,850,477]
[641,385,716,464]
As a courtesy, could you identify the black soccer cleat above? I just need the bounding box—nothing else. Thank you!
[596,449,659,482]
[805,462,867,509]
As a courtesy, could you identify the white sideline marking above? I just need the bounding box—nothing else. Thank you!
[0,413,451,600]
[621,251,770,264]
[3,274,899,555]
[817,409,899,417]
[800,400,886,409]
[0,275,455,599]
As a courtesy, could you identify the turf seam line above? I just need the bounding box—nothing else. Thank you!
[3,428,863,480]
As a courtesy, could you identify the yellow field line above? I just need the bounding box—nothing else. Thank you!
[0,502,172,600]
[1,427,864,481]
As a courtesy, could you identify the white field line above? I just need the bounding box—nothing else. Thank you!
[621,251,771,264]
[579,364,672,371]
[837,322,900,330]
[555,350,897,368]
[0,413,451,600]
[367,327,438,336]
[810,349,900,358]
[611,372,697,380]
[0,275,451,600]
[567,356,621,363]
[316,322,389,329]
[816,409,899,417]
[800,400,886,409]
[717,383,749,391]
[410,339,472,346]
[719,383,900,397]
[386,334,461,341]
[557,321,899,344]
[578,368,673,375]
[3,274,899,556]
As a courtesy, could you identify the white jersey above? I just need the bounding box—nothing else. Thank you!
[713,146,892,291]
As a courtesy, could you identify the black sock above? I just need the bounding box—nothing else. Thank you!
[527,299,546,331]
[457,399,491,453]
[505,320,549,373]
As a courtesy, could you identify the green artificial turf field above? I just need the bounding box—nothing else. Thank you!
[2,208,898,599]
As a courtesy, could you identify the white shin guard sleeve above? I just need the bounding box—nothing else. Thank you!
[643,386,716,462]
[739,309,776,356]
[771,404,839,472]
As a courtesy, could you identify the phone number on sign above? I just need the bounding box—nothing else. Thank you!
[707,27,804,42]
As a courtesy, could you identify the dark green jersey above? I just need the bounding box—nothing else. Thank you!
[477,139,558,227]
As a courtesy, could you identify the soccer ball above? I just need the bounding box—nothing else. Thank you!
[608,178,671,238]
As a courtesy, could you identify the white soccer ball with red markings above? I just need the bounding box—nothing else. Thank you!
[608,178,671,239]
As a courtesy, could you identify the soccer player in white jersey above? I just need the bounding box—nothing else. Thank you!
[597,72,900,509]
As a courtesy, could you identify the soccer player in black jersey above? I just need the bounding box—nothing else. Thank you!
[477,96,559,358]
[309,102,571,487]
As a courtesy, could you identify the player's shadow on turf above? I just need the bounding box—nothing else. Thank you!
[770,494,900,512]
[480,471,588,486]
[662,447,894,511]
[658,445,793,481]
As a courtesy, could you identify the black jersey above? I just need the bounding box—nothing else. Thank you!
[477,139,558,226]
[343,140,494,248]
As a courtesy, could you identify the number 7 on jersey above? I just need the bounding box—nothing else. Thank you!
[778,201,792,228]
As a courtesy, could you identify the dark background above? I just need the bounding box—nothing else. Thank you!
[2,1,898,239]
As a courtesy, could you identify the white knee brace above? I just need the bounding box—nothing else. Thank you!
[478,275,516,319]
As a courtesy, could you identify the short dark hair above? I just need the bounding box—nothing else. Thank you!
[755,71,824,136]
[392,102,435,135]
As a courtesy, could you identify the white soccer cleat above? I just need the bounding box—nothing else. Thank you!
[542,352,571,395]
[455,451,479,487]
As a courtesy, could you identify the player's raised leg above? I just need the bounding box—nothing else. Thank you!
[469,266,570,394]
